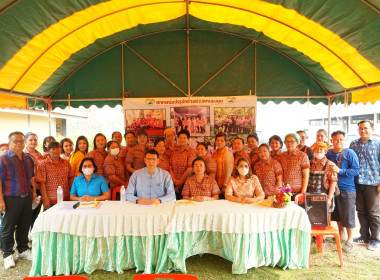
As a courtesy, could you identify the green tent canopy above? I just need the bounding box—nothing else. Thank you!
[0,0,379,109]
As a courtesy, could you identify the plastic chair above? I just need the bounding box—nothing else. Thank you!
[24,276,89,279]
[133,274,198,280]
[295,193,343,267]
[111,186,121,201]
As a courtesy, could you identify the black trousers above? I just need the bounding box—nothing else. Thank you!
[356,184,380,242]
[1,195,32,258]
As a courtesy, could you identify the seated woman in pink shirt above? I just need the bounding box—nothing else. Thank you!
[225,158,265,204]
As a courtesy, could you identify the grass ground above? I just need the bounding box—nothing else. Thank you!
[1,239,380,280]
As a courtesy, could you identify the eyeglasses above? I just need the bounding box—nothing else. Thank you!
[285,140,297,144]
[358,127,371,131]
[12,140,25,144]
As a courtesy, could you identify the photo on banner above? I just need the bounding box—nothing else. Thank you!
[170,106,210,136]
[125,109,167,136]
[214,107,255,135]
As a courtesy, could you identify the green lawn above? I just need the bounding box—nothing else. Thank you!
[1,240,380,280]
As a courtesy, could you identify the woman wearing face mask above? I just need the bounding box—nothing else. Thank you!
[70,158,110,201]
[103,140,127,191]
[87,133,108,176]
[181,157,220,202]
[70,136,89,177]
[307,142,338,210]
[225,158,265,204]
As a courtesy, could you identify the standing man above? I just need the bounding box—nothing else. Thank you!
[126,150,175,204]
[0,132,34,268]
[327,130,360,253]
[296,130,314,161]
[232,137,251,165]
[350,120,380,251]
[170,129,196,199]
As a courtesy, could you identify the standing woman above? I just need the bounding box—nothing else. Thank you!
[196,142,217,179]
[225,158,265,204]
[87,133,108,176]
[154,138,170,172]
[42,136,56,156]
[278,133,310,194]
[103,140,126,191]
[23,132,45,227]
[125,130,148,174]
[269,135,283,160]
[247,133,260,166]
[60,138,74,161]
[70,136,89,177]
[211,132,234,194]
[253,144,283,198]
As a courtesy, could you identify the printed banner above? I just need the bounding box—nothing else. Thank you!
[123,96,257,146]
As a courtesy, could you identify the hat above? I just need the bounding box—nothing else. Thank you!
[164,128,176,136]
[311,142,328,152]
[284,133,300,142]
[0,143,8,147]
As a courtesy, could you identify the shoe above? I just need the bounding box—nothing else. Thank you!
[353,236,369,244]
[368,240,379,251]
[4,255,15,269]
[19,249,32,260]
[342,241,354,253]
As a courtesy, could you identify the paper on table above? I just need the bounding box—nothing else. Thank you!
[77,201,100,209]
[62,203,75,210]
[175,200,196,206]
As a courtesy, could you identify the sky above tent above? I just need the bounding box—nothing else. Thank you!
[0,0,379,109]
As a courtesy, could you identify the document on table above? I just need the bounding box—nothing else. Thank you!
[175,200,196,206]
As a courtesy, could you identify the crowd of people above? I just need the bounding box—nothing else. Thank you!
[214,114,255,134]
[0,119,379,269]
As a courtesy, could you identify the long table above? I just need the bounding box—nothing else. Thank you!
[30,200,311,276]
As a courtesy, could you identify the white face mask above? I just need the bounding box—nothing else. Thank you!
[82,168,94,176]
[238,167,249,176]
[314,152,325,160]
[110,148,120,156]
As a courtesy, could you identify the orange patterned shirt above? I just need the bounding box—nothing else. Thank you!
[182,174,220,197]
[234,150,251,165]
[87,149,108,176]
[170,145,196,180]
[278,149,310,192]
[309,157,338,192]
[103,154,126,189]
[158,154,170,172]
[37,156,71,204]
[125,145,147,171]
[203,155,217,178]
[253,158,283,197]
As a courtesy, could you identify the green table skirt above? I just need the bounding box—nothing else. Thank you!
[30,229,310,276]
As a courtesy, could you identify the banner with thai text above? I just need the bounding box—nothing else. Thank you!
[123,96,257,147]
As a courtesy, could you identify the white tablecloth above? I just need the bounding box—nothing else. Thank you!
[32,200,310,237]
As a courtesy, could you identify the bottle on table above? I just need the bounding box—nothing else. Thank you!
[57,186,63,205]
[120,185,126,203]
[32,195,41,210]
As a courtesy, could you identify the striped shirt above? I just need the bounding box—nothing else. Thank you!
[0,150,34,196]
